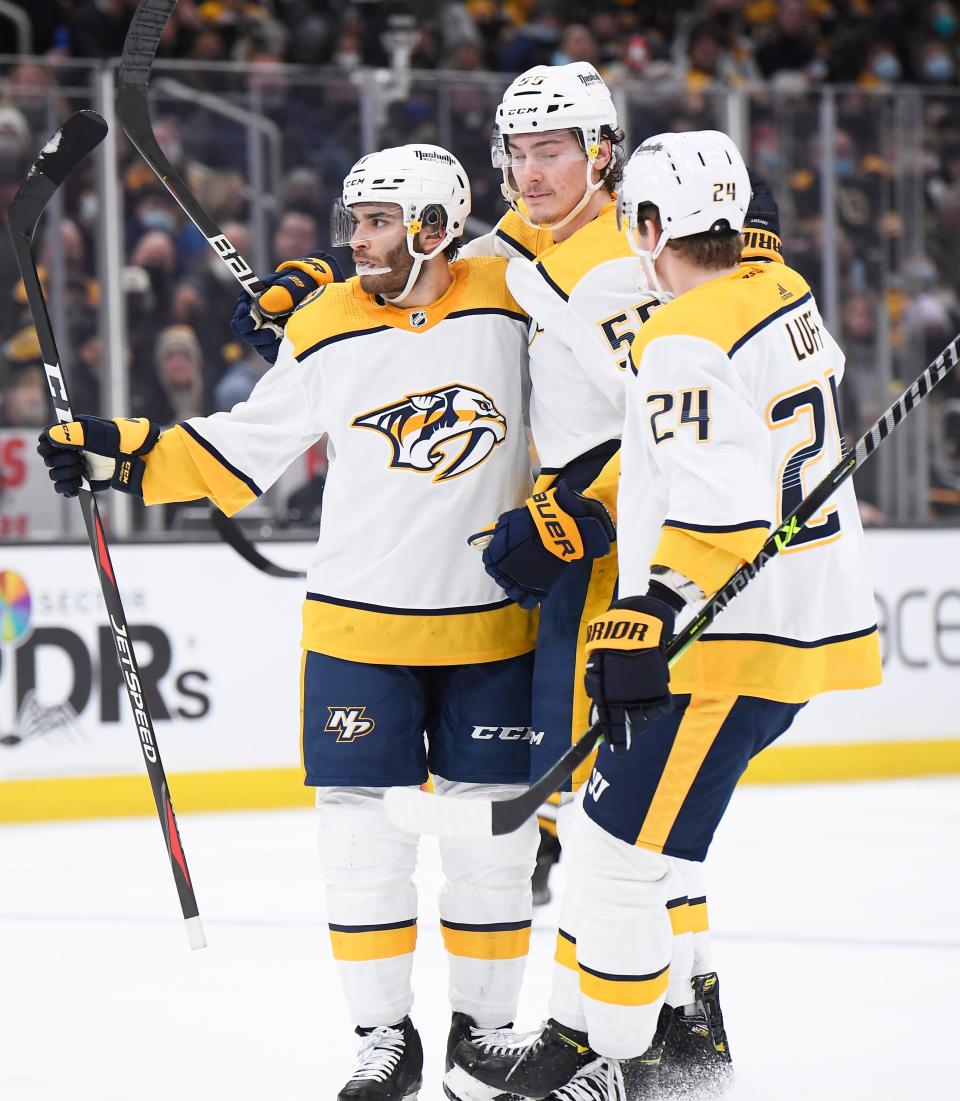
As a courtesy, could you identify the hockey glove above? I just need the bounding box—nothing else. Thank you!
[477,482,615,610]
[230,253,343,364]
[742,171,782,263]
[37,416,161,498]
[584,594,676,753]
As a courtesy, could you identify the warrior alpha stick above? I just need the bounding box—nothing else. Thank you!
[10,111,206,949]
[120,0,307,580]
[385,333,960,838]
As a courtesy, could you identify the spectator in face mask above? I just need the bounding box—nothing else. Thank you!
[919,41,956,84]
[126,230,179,388]
[860,41,903,84]
[930,0,959,40]
[129,185,182,249]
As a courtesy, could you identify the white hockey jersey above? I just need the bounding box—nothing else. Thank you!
[464,203,662,477]
[140,258,537,666]
[618,261,882,702]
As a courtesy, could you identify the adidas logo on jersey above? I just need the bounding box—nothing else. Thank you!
[777,283,793,301]
[324,706,376,743]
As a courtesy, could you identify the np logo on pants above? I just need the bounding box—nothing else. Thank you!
[325,706,376,743]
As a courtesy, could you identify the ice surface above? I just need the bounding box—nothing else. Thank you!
[1,778,958,1100]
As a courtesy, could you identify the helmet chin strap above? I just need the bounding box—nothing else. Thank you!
[631,231,671,298]
[382,231,451,305]
[503,154,606,233]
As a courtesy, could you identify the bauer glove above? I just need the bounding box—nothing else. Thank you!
[584,594,676,753]
[742,171,782,263]
[37,416,161,498]
[474,481,615,610]
[230,253,343,364]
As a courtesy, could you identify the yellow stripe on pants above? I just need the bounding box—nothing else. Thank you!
[636,695,738,853]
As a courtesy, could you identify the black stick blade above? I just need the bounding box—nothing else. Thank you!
[119,0,178,89]
[9,111,107,237]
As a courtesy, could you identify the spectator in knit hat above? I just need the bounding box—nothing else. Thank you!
[152,324,206,423]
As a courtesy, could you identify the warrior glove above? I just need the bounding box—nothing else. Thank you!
[742,171,782,263]
[230,253,343,364]
[37,416,160,498]
[584,594,676,753]
[475,481,615,610]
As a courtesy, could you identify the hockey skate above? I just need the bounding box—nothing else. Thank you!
[657,973,734,1098]
[338,1017,423,1101]
[543,1051,661,1101]
[444,1012,525,1101]
[539,1009,670,1100]
[449,1018,597,1100]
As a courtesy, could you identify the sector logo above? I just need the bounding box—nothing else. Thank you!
[352,383,507,482]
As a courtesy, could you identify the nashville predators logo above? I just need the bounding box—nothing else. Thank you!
[324,706,376,743]
[352,383,507,482]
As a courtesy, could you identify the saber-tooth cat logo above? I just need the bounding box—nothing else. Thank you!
[325,706,376,743]
[352,383,507,482]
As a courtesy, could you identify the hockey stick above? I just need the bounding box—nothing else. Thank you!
[10,111,206,950]
[208,507,306,579]
[385,332,960,838]
[121,0,314,582]
[118,0,275,307]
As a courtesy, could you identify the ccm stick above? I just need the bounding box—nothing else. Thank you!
[10,111,206,949]
[120,0,305,580]
[385,332,960,838]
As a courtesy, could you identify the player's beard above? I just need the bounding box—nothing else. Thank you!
[358,240,416,300]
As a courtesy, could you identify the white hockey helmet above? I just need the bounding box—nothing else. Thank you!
[332,143,471,303]
[492,62,620,231]
[618,130,750,262]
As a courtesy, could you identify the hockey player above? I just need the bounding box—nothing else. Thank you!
[451,130,883,1100]
[450,66,784,1100]
[37,144,542,1101]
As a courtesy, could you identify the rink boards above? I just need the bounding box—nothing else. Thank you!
[1,532,959,821]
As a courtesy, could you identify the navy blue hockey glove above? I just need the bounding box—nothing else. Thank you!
[742,171,782,263]
[584,594,676,753]
[473,481,615,610]
[230,253,343,364]
[37,416,161,498]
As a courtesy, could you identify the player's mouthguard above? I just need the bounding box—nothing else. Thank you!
[355,261,392,276]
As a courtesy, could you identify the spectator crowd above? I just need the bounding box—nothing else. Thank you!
[2,0,960,520]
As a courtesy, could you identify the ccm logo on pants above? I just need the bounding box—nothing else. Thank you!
[471,726,531,741]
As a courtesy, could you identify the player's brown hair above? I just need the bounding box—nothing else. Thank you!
[598,125,625,193]
[635,202,743,270]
